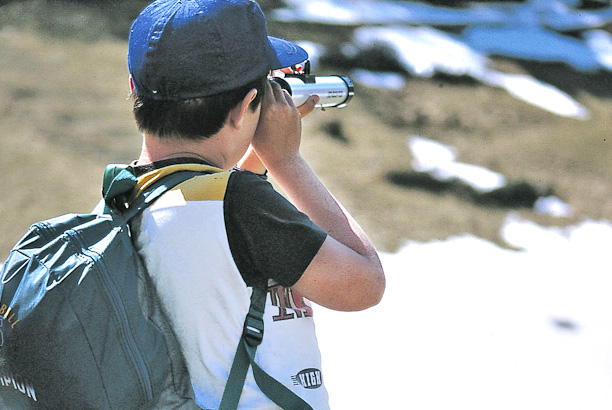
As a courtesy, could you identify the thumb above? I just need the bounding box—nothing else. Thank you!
[298,95,320,117]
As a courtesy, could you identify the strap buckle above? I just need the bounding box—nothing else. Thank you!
[244,307,264,347]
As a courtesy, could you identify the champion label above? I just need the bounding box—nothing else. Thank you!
[0,366,37,402]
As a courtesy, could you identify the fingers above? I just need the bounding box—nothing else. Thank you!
[262,80,275,104]
[265,76,319,118]
[265,79,298,113]
[253,80,304,168]
[297,95,320,117]
[258,80,301,131]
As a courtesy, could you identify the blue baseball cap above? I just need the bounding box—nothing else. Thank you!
[128,0,308,100]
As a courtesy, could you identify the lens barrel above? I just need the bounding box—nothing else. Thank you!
[272,75,354,108]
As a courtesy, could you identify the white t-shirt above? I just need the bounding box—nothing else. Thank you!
[131,160,330,410]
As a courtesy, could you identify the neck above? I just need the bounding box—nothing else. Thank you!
[137,133,228,169]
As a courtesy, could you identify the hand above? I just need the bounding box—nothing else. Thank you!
[251,80,318,170]
[237,145,266,175]
[297,94,319,118]
[270,68,319,118]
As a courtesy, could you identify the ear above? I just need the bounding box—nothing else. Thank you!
[229,88,258,130]
[129,76,136,93]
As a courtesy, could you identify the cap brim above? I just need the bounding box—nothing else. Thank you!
[267,36,309,70]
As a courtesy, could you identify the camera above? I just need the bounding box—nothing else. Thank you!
[271,62,354,108]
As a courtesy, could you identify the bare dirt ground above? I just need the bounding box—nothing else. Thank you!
[1,1,611,260]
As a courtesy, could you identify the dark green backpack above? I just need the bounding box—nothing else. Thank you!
[0,167,202,409]
[0,166,314,410]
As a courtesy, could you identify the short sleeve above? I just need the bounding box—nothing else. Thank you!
[224,170,327,288]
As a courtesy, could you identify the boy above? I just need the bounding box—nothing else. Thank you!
[127,0,385,408]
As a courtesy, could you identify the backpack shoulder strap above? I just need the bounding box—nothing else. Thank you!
[102,165,205,221]
[220,286,314,410]
[123,170,206,221]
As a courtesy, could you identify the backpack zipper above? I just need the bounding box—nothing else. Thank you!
[68,225,154,402]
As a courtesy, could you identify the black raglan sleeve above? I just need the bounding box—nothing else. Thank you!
[224,170,328,289]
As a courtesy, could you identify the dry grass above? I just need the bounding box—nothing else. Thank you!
[1,1,611,261]
[0,27,141,259]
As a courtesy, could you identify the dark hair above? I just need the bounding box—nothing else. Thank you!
[132,76,267,140]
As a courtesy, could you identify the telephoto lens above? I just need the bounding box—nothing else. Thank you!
[272,75,354,108]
